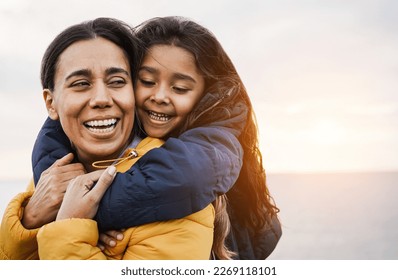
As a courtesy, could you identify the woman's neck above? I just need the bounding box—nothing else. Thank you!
[76,135,138,172]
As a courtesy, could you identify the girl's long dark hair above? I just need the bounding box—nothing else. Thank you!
[135,16,279,259]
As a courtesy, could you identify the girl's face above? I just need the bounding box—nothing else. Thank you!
[135,45,205,138]
[44,37,135,169]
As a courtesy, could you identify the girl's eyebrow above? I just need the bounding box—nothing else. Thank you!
[139,65,157,74]
[173,72,196,83]
[139,66,196,83]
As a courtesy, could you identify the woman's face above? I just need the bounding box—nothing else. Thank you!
[45,37,135,168]
[135,44,205,138]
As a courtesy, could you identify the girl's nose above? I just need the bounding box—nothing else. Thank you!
[150,86,170,105]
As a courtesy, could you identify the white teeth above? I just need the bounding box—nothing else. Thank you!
[84,118,118,133]
[85,118,117,127]
[148,111,171,122]
[87,127,115,133]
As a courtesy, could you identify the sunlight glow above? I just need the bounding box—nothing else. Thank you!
[305,119,345,146]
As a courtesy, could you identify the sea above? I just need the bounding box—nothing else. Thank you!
[1,171,397,260]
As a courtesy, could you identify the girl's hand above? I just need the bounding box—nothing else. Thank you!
[22,153,85,229]
[98,230,125,251]
[56,166,117,220]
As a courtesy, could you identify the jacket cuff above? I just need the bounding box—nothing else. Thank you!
[37,219,100,259]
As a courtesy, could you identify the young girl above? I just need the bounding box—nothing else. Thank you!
[132,16,281,259]
[30,17,281,259]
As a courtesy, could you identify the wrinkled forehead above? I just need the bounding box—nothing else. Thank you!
[55,38,130,84]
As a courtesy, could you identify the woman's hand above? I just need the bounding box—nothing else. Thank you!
[98,230,125,251]
[22,153,85,229]
[56,166,117,220]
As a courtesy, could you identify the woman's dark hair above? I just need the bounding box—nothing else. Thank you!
[135,16,279,259]
[41,17,138,91]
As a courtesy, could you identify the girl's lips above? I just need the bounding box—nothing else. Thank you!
[147,110,172,122]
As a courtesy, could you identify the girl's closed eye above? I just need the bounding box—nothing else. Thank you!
[172,85,190,94]
[138,78,156,87]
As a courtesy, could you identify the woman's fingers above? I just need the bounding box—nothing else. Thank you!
[89,166,117,201]
[22,153,85,229]
[55,166,117,220]
[52,153,74,167]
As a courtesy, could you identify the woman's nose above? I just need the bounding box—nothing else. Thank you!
[89,84,113,108]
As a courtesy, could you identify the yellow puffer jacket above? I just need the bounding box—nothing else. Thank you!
[0,187,37,260]
[0,137,214,260]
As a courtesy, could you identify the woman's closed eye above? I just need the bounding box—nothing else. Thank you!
[108,77,127,88]
[70,80,91,89]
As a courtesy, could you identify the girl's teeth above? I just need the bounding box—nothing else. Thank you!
[149,111,170,121]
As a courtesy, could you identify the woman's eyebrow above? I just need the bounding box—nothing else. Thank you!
[65,69,91,81]
[65,67,129,82]
[106,67,130,77]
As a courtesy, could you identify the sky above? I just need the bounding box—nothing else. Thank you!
[0,0,397,181]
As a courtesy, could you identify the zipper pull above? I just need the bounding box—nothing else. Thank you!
[92,149,139,169]
[128,149,138,158]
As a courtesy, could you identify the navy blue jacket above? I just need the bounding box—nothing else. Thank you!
[32,118,243,231]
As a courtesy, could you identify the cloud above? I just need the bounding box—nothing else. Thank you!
[1,0,397,179]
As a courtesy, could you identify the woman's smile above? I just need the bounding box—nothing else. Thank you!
[84,118,119,134]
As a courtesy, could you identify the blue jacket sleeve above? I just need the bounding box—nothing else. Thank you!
[96,126,243,231]
[32,118,73,185]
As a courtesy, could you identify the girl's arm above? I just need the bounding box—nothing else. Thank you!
[32,103,246,231]
[32,118,73,185]
[96,125,242,231]
[32,101,247,230]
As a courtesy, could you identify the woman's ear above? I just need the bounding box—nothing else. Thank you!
[43,89,59,120]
